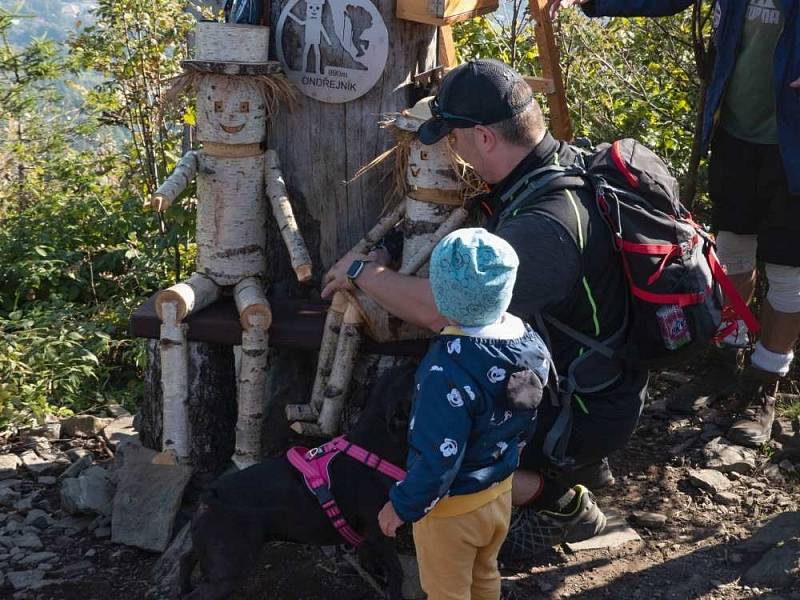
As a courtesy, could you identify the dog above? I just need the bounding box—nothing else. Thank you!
[184,363,416,600]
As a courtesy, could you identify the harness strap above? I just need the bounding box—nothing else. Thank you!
[707,246,761,333]
[286,437,406,548]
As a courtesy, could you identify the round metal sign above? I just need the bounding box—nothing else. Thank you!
[276,0,388,103]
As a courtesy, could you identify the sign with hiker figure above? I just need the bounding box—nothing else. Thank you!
[276,0,388,102]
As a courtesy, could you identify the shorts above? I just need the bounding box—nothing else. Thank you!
[709,127,800,267]
[518,370,648,474]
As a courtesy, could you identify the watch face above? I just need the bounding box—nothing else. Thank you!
[347,260,364,279]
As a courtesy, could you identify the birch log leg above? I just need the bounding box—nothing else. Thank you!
[232,277,271,469]
[155,272,222,323]
[265,149,313,283]
[159,302,190,463]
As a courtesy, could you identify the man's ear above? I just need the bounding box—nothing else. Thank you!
[474,124,498,153]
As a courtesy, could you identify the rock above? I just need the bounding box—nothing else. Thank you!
[0,487,20,507]
[21,415,61,440]
[51,559,94,578]
[60,415,112,438]
[13,494,35,512]
[17,451,50,476]
[36,475,57,486]
[0,454,22,480]
[101,415,138,449]
[7,569,44,590]
[566,509,642,551]
[18,552,58,567]
[779,459,796,474]
[0,535,15,548]
[65,448,92,462]
[23,510,50,530]
[703,437,757,474]
[14,533,43,550]
[714,491,740,506]
[398,554,424,600]
[630,511,668,529]
[58,454,93,482]
[111,461,192,552]
[150,522,193,597]
[743,538,800,589]
[105,404,131,418]
[740,512,800,555]
[688,468,732,494]
[112,440,157,471]
[50,515,92,535]
[84,548,96,558]
[93,526,111,538]
[60,466,113,516]
[764,464,785,483]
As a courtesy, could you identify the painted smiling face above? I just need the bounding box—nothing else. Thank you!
[196,74,267,145]
[306,0,324,19]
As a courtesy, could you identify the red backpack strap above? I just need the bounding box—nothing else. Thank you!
[707,247,760,333]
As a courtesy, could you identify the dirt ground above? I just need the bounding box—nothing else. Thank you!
[7,359,800,600]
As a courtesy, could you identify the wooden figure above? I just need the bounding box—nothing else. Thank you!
[146,23,312,469]
[286,97,477,436]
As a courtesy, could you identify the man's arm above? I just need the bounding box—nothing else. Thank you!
[549,0,692,19]
[321,250,448,332]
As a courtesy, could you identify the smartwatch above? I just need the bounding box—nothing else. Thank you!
[346,259,372,289]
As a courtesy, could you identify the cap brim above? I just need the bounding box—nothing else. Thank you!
[418,117,453,145]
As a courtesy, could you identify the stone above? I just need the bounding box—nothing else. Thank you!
[566,509,642,551]
[18,552,58,567]
[112,440,157,471]
[58,454,93,481]
[111,461,192,552]
[60,415,112,438]
[101,415,138,449]
[51,560,93,577]
[93,526,111,538]
[23,510,50,530]
[105,404,131,418]
[740,512,800,555]
[60,466,113,516]
[714,491,740,506]
[630,511,668,529]
[0,487,20,507]
[51,515,92,534]
[688,469,732,494]
[764,464,785,483]
[150,522,193,598]
[36,476,56,486]
[84,548,96,558]
[7,569,44,591]
[779,459,796,474]
[12,494,34,512]
[17,451,50,476]
[703,437,757,474]
[0,535,15,548]
[398,554,424,600]
[743,538,800,589]
[21,415,61,441]
[65,448,92,462]
[14,533,43,550]
[0,454,22,479]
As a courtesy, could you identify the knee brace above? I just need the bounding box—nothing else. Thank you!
[715,231,757,275]
[766,263,800,313]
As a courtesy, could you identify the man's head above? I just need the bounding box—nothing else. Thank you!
[429,228,519,328]
[418,59,546,183]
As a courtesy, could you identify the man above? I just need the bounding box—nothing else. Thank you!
[322,59,648,559]
[550,0,800,447]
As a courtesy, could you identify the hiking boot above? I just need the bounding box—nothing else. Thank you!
[557,458,615,490]
[499,485,606,562]
[665,345,743,415]
[726,365,780,448]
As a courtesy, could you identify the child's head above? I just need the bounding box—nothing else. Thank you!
[429,228,519,327]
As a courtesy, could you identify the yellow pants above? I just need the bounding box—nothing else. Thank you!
[412,490,512,600]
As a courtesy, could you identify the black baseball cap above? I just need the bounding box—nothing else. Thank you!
[418,59,534,145]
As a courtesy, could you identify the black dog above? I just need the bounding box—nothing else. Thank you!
[184,364,416,600]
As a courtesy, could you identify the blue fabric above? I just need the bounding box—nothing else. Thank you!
[429,228,519,327]
[389,326,550,523]
[584,0,800,194]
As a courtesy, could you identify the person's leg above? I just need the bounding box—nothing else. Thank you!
[471,491,512,600]
[727,137,800,446]
[413,514,478,600]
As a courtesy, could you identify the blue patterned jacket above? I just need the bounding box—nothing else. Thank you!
[389,322,550,523]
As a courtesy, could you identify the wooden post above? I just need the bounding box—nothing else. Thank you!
[529,0,572,141]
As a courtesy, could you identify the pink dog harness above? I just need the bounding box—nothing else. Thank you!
[287,436,406,547]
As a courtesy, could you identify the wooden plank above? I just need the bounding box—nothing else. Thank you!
[438,26,458,68]
[523,75,555,95]
[397,0,498,25]
[529,0,572,140]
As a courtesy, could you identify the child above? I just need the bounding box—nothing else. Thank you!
[378,228,551,600]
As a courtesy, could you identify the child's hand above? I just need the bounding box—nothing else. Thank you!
[378,501,404,538]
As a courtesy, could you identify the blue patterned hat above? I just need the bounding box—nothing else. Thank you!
[429,228,519,327]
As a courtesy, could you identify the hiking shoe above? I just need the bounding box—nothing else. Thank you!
[666,345,743,415]
[726,365,779,447]
[557,458,615,490]
[499,485,606,562]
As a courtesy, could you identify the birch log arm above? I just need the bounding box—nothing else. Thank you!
[265,149,313,283]
[350,199,407,255]
[398,206,469,276]
[145,151,199,211]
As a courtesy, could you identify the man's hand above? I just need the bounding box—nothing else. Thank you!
[790,77,800,90]
[320,248,391,300]
[378,501,404,538]
[548,0,590,19]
